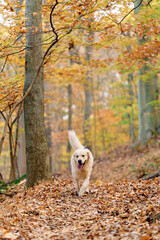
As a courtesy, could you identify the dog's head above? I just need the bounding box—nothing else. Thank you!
[73,148,90,170]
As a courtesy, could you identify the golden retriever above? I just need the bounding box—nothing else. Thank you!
[68,131,93,196]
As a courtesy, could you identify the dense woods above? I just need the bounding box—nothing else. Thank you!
[0,0,160,238]
[0,0,159,181]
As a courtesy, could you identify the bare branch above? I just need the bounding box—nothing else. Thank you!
[147,0,153,7]
[0,48,26,59]
[119,0,143,24]
[0,111,7,122]
[50,0,59,41]
[142,168,160,180]
[1,56,8,72]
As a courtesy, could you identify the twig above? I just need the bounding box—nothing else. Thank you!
[147,0,153,7]
[0,111,7,122]
[50,0,59,41]
[142,168,160,180]
[1,56,8,72]
[0,48,26,59]
[119,0,143,24]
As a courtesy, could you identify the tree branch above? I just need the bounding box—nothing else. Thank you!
[0,1,60,155]
[119,0,143,24]
[1,56,8,72]
[142,168,160,180]
[0,0,96,155]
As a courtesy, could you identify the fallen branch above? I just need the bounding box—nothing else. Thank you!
[142,168,160,180]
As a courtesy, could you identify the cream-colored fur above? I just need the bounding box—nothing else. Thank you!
[68,131,93,196]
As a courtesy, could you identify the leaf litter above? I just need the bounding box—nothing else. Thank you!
[0,176,159,239]
[0,142,160,239]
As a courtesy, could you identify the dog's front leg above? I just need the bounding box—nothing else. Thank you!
[74,178,80,194]
[79,178,89,196]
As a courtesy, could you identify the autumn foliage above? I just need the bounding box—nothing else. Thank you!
[0,1,160,178]
[0,176,159,239]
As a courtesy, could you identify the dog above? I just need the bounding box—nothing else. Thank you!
[68,130,93,196]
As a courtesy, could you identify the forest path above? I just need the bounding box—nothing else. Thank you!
[0,176,159,239]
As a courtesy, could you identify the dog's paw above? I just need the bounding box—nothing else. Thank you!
[78,191,86,197]
[78,191,83,197]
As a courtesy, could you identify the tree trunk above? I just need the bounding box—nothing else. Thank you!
[67,41,75,153]
[17,111,26,177]
[134,0,160,144]
[67,84,72,153]
[127,44,135,143]
[84,76,92,149]
[45,103,53,172]
[83,30,93,150]
[24,0,50,188]
[16,0,26,178]
[138,66,147,144]
[9,125,19,180]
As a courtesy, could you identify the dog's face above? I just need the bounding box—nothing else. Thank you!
[73,148,89,170]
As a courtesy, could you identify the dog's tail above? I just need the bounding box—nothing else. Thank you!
[68,130,84,150]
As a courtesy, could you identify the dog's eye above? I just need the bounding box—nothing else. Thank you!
[82,155,85,157]
[76,155,78,158]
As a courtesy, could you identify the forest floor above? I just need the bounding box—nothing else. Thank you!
[0,140,160,240]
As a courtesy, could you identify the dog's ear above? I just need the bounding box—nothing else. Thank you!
[86,150,93,163]
[87,151,90,162]
[73,154,76,162]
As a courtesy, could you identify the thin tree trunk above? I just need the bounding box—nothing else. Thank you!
[67,84,72,153]
[83,29,93,150]
[9,118,20,180]
[45,103,53,172]
[134,0,160,144]
[67,41,75,153]
[153,74,160,134]
[84,76,92,149]
[16,0,26,178]
[24,0,50,188]
[17,111,26,177]
[138,67,146,144]
[127,49,134,143]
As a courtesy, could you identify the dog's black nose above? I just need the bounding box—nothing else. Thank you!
[78,160,82,165]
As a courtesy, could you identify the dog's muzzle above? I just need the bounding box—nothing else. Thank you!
[78,160,86,169]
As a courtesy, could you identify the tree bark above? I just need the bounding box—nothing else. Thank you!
[83,29,93,150]
[138,66,147,144]
[17,111,26,177]
[16,0,26,178]
[67,41,75,153]
[134,0,160,144]
[45,103,53,171]
[24,0,50,188]
[127,44,135,143]
[67,84,72,153]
